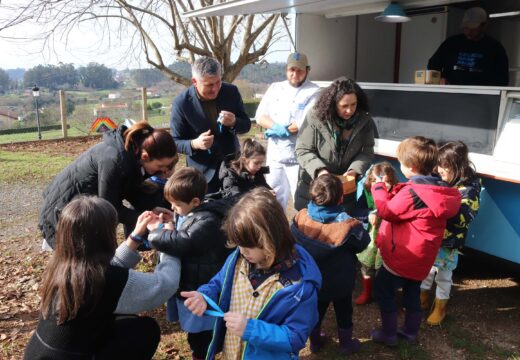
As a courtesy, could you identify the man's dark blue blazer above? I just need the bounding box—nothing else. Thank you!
[170,83,251,185]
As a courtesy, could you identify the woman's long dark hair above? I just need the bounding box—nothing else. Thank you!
[313,77,369,124]
[123,120,177,160]
[40,196,118,324]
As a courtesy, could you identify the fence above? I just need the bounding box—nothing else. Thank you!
[0,88,258,143]
[0,88,260,144]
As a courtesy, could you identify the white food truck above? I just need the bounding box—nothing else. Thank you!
[186,0,520,267]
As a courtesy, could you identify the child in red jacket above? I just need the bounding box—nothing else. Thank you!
[370,136,461,346]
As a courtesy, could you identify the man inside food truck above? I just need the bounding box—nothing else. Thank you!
[427,6,509,86]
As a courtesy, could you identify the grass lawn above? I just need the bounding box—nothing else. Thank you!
[0,127,89,144]
[0,150,74,183]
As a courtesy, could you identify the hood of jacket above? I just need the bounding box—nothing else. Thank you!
[99,125,142,178]
[203,244,321,359]
[220,245,322,314]
[103,126,127,151]
[293,244,322,291]
[408,175,461,219]
[219,153,239,180]
[456,174,482,197]
[189,195,238,219]
[291,213,368,261]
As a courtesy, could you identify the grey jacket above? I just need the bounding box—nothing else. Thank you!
[295,109,376,210]
[111,243,181,313]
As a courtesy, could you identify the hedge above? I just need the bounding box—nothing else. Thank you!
[243,100,260,119]
[0,124,70,135]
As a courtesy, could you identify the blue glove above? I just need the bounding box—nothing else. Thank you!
[264,123,290,138]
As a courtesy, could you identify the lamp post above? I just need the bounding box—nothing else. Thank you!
[32,85,42,140]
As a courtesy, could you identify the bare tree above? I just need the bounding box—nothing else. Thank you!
[0,1,283,86]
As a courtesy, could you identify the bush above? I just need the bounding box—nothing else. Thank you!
[243,100,260,118]
[0,124,70,135]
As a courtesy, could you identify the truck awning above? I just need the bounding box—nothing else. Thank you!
[183,0,471,18]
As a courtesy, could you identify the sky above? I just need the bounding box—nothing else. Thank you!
[0,4,293,71]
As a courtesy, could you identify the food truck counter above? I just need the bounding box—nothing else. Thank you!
[331,81,520,264]
[316,82,520,184]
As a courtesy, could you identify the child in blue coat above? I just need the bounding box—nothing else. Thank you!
[182,187,321,359]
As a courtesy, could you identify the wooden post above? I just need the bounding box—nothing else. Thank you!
[141,87,148,121]
[59,90,68,138]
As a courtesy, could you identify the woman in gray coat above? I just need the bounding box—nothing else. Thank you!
[295,77,376,211]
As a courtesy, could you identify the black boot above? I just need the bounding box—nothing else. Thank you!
[371,311,398,347]
[397,311,422,344]
[338,327,361,354]
[309,327,326,353]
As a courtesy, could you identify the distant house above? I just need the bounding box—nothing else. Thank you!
[0,108,19,121]
[93,102,130,117]
[146,87,161,98]
[254,93,264,99]
[108,92,122,100]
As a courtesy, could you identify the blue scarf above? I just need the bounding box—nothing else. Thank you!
[307,201,344,224]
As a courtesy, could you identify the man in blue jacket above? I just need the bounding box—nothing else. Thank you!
[170,57,251,192]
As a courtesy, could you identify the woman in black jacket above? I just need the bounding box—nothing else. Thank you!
[39,120,178,249]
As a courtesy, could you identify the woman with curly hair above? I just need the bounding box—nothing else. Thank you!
[295,77,376,211]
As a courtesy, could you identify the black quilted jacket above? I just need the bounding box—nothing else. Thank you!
[148,197,236,294]
[218,153,271,198]
[38,127,143,248]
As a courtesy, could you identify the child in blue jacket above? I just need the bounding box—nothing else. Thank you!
[182,187,322,359]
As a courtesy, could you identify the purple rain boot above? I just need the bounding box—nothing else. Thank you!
[338,327,361,354]
[309,327,327,353]
[371,311,398,347]
[397,311,422,344]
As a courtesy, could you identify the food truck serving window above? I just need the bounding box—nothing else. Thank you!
[366,89,500,155]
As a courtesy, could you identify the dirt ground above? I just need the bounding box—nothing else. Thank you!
[0,136,519,360]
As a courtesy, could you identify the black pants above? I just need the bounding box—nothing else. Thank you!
[374,266,421,313]
[187,330,213,359]
[96,315,161,359]
[317,296,353,330]
[24,315,160,360]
